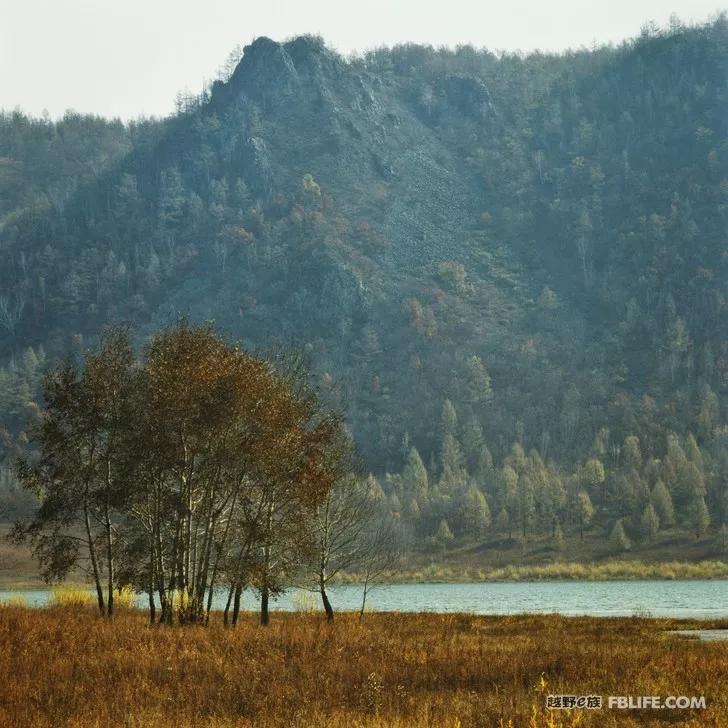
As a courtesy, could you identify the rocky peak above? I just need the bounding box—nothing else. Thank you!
[225,37,300,105]
[215,35,346,110]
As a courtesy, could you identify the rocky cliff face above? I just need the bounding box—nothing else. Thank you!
[210,36,493,271]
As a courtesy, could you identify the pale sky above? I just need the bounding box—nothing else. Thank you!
[0,0,724,120]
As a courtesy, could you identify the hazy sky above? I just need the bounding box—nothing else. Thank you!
[1,0,723,120]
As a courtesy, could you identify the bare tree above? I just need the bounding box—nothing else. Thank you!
[358,512,402,622]
[307,472,372,622]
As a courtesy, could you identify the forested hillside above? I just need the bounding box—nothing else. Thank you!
[1,18,726,558]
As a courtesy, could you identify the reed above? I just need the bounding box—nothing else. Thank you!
[49,586,96,608]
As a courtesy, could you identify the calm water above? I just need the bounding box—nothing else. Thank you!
[2,580,728,618]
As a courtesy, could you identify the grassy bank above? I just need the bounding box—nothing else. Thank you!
[338,559,728,583]
[0,606,727,727]
[3,560,728,591]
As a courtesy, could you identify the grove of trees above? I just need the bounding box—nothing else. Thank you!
[13,324,398,624]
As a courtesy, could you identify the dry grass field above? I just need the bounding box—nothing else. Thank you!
[0,605,726,727]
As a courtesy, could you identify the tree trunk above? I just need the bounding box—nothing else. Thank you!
[83,499,105,616]
[148,586,156,624]
[184,476,192,593]
[155,529,170,624]
[223,582,235,626]
[359,584,368,623]
[104,500,114,618]
[260,585,270,626]
[320,585,334,623]
[232,581,244,626]
[148,543,156,624]
[204,577,215,626]
[260,510,272,626]
[205,491,237,625]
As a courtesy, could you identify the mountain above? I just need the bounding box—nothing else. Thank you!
[1,19,727,553]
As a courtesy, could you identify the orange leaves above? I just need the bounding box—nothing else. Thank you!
[140,321,345,515]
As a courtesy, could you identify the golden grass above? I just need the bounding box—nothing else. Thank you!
[49,586,97,608]
[478,560,728,582]
[48,585,137,610]
[337,559,728,583]
[0,606,726,727]
[115,586,136,610]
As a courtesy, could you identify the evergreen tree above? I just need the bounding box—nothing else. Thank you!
[575,490,594,541]
[461,414,484,471]
[440,399,458,440]
[630,472,651,516]
[461,487,491,538]
[434,519,455,551]
[505,442,527,473]
[473,445,494,485]
[684,432,703,471]
[516,475,536,540]
[623,435,643,471]
[610,519,631,552]
[698,386,720,438]
[663,433,688,497]
[591,428,609,459]
[689,494,710,539]
[402,446,428,498]
[640,504,660,542]
[499,466,519,538]
[439,435,467,494]
[404,497,421,521]
[365,474,386,505]
[463,355,492,403]
[581,458,605,488]
[650,479,675,527]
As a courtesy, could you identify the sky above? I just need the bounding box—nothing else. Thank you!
[0,0,724,120]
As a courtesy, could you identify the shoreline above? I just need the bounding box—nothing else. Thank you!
[3,559,728,591]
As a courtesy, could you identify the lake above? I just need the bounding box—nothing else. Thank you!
[2,580,728,618]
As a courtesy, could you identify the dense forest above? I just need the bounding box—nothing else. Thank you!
[1,17,727,560]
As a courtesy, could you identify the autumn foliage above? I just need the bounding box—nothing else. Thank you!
[15,324,353,625]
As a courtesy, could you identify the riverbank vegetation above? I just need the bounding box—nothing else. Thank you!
[338,559,728,583]
[0,605,726,727]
